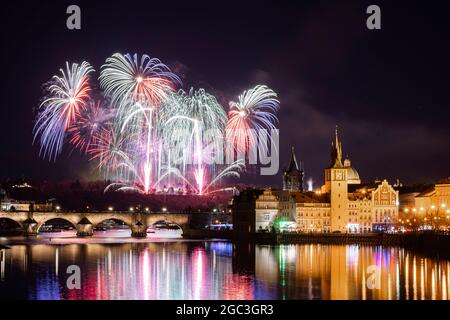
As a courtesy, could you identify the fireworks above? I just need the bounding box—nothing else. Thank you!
[99,53,180,106]
[226,85,280,155]
[68,100,114,153]
[99,53,181,193]
[33,61,94,160]
[33,54,280,195]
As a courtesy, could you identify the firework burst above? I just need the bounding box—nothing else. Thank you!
[226,85,280,155]
[99,53,180,106]
[33,61,94,160]
[68,100,114,153]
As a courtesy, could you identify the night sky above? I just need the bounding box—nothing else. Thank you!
[1,0,449,188]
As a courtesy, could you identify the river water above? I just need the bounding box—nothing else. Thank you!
[0,232,449,300]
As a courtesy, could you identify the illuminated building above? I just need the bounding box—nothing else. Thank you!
[295,127,398,233]
[255,188,296,231]
[414,178,450,214]
[294,193,331,233]
[397,178,450,230]
[239,127,399,234]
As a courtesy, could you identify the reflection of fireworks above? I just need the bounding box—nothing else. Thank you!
[33,61,94,160]
[33,54,280,195]
[226,85,279,155]
[68,100,114,153]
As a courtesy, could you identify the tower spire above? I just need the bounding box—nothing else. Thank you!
[334,125,343,167]
[288,146,299,171]
[283,146,303,192]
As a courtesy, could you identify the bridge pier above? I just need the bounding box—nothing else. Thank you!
[76,217,93,237]
[131,221,147,238]
[23,218,38,236]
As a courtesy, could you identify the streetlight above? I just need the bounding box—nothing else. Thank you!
[108,206,114,211]
[129,207,134,212]
[145,207,150,212]
[162,207,167,213]
[55,206,61,211]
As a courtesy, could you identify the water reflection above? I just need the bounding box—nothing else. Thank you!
[0,242,448,300]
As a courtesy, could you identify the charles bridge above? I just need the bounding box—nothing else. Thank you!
[0,210,205,237]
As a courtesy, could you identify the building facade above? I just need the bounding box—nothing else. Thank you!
[255,188,296,231]
[415,178,450,215]
[239,127,400,234]
[301,128,399,233]
[295,193,331,233]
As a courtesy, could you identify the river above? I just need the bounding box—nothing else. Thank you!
[0,231,449,300]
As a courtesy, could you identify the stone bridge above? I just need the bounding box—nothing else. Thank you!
[0,211,194,237]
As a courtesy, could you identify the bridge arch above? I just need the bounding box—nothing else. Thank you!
[92,218,132,229]
[94,218,131,234]
[149,220,183,230]
[37,218,77,232]
[0,217,23,229]
[146,216,186,238]
[145,214,189,229]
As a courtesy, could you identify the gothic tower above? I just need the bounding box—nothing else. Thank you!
[324,126,349,233]
[283,147,304,192]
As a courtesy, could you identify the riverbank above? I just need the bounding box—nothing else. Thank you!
[255,232,450,257]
